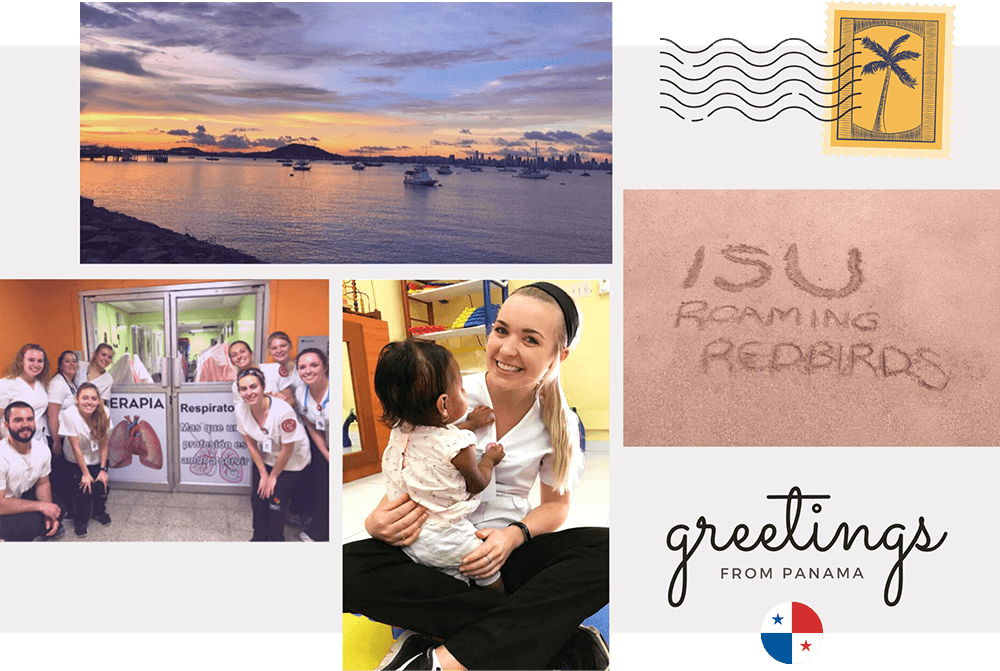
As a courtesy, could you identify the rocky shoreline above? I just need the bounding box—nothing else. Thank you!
[81,197,263,263]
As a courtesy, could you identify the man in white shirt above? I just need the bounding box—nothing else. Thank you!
[0,402,64,541]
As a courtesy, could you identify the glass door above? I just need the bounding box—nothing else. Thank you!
[172,283,267,493]
[80,281,269,493]
[81,291,172,490]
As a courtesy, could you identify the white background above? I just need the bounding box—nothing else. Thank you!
[611,46,1000,632]
[0,46,1000,632]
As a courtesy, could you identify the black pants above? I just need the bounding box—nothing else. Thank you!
[0,486,64,542]
[343,526,609,670]
[69,463,109,526]
[304,439,329,542]
[250,465,303,541]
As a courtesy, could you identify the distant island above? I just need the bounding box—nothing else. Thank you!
[80,142,613,171]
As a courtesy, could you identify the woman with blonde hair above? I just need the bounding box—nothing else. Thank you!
[294,347,330,542]
[0,344,53,444]
[78,344,114,401]
[228,340,294,405]
[234,368,311,541]
[345,282,609,671]
[267,331,304,396]
[58,382,112,537]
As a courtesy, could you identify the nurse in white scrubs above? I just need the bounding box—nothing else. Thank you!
[76,344,114,401]
[0,344,52,444]
[46,351,80,441]
[294,348,329,542]
[234,368,310,542]
[346,283,609,671]
[46,350,81,510]
[228,340,294,405]
[267,331,304,397]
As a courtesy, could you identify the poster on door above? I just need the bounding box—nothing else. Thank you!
[106,393,169,484]
[178,392,251,486]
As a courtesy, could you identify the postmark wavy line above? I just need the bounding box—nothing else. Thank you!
[660,37,826,55]
[660,106,686,120]
[660,64,859,82]
[661,76,860,97]
[661,91,857,112]
[797,91,861,109]
[691,50,859,69]
[692,104,861,123]
[660,91,793,109]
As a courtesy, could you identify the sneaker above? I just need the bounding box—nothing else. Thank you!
[298,530,314,542]
[377,632,439,671]
[92,512,112,526]
[397,648,442,671]
[74,523,88,538]
[50,523,66,540]
[547,625,610,670]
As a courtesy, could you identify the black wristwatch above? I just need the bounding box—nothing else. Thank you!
[100,465,108,472]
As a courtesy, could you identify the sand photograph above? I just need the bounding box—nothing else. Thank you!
[624,189,1000,447]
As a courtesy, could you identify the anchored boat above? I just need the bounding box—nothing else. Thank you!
[404,165,439,186]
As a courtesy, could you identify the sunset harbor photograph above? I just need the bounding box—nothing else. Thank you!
[80,2,612,264]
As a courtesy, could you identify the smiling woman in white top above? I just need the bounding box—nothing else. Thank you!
[0,344,52,445]
[267,331,304,397]
[46,351,80,444]
[228,340,294,405]
[345,283,608,671]
[76,344,115,401]
[58,382,112,538]
[234,368,310,542]
[294,347,330,542]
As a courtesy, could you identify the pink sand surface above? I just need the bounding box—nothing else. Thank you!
[624,190,1000,446]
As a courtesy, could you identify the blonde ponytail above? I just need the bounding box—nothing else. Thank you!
[514,284,583,493]
[538,372,578,493]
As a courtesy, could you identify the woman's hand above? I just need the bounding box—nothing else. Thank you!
[260,475,277,499]
[365,493,428,547]
[459,526,522,580]
[96,470,109,488]
[79,473,94,494]
[256,471,270,498]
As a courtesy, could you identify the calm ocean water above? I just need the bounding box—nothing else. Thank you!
[80,159,612,263]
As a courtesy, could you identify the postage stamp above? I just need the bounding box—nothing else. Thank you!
[824,2,954,158]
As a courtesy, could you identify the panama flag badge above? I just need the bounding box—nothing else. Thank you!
[760,602,823,664]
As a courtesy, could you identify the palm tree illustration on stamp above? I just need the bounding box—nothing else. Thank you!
[825,3,954,157]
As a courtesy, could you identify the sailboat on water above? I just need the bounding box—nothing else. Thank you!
[517,142,549,180]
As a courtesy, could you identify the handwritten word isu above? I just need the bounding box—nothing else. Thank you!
[683,244,863,298]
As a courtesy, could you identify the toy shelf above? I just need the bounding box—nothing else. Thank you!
[402,280,508,343]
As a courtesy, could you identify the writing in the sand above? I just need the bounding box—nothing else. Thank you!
[682,244,863,298]
[677,243,950,390]
[665,486,947,608]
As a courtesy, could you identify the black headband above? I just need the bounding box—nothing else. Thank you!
[523,282,579,346]
[237,368,266,384]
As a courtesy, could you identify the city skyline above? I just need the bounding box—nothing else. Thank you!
[80,2,612,161]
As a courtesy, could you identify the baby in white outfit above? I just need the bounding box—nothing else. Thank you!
[375,339,505,589]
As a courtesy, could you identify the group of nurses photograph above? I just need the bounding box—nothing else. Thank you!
[2,334,329,543]
[230,332,329,542]
[0,343,116,537]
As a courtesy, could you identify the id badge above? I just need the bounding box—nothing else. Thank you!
[262,436,273,454]
[90,439,99,452]
[315,417,326,431]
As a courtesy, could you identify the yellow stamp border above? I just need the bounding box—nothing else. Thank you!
[824,2,954,158]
